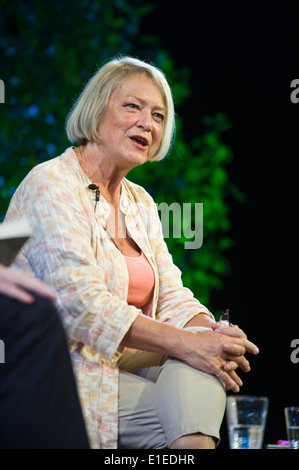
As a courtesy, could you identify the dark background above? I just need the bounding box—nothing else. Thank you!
[143,1,298,447]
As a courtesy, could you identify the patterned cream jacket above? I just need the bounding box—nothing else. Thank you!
[5,147,213,449]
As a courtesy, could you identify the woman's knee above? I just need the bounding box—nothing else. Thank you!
[154,359,226,447]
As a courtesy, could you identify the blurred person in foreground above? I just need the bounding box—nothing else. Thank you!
[0,264,90,449]
[5,56,259,449]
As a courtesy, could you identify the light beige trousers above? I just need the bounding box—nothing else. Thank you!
[118,327,226,449]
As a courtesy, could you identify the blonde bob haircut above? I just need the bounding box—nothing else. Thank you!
[66,56,175,162]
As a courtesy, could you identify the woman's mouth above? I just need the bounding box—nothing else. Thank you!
[129,135,149,148]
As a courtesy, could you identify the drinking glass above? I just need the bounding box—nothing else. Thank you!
[284,407,299,449]
[226,395,269,449]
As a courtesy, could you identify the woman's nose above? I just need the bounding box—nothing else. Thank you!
[136,110,153,131]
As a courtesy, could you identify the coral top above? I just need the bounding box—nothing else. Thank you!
[124,251,155,315]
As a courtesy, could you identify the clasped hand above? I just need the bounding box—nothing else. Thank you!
[210,322,259,392]
[183,320,259,393]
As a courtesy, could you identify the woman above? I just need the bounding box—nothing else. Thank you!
[5,56,259,449]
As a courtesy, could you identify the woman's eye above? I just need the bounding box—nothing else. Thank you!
[154,112,164,121]
[126,103,138,110]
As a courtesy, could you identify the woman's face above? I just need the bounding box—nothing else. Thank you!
[97,74,166,170]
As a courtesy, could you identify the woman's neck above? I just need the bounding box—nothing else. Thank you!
[78,143,126,204]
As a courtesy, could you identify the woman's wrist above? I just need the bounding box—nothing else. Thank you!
[184,312,215,329]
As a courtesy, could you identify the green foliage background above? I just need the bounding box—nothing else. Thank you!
[0,0,244,310]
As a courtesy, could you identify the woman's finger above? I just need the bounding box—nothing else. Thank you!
[212,322,259,355]
[215,369,240,393]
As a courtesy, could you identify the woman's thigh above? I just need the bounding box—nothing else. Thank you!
[118,370,168,449]
[118,358,226,449]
